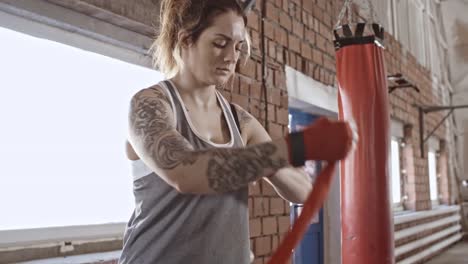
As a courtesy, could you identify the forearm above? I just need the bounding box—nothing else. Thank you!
[172,138,290,194]
[264,166,312,204]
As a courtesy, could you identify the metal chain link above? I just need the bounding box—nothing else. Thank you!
[334,0,381,29]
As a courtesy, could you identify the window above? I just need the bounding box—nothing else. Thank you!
[0,26,163,231]
[390,138,402,204]
[425,0,448,83]
[390,0,448,75]
[394,0,410,49]
[428,150,439,204]
[407,0,426,65]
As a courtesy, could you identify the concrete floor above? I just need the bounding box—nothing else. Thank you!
[425,241,468,264]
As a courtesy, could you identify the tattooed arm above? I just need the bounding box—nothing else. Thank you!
[128,86,290,194]
[233,104,313,204]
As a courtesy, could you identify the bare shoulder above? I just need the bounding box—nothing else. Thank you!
[231,103,271,145]
[126,84,173,160]
[131,84,168,103]
[231,103,254,131]
[129,84,173,128]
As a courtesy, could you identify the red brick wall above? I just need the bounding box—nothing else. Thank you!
[51,0,453,262]
[232,0,452,262]
[231,1,342,261]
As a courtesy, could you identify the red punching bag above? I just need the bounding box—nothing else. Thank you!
[335,21,394,264]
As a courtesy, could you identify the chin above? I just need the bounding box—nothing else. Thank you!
[211,74,233,86]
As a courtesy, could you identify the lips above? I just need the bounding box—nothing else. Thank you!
[216,68,231,75]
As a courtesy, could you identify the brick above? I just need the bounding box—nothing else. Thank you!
[288,34,301,53]
[274,27,288,46]
[262,216,278,235]
[266,2,279,22]
[317,0,326,10]
[247,11,260,31]
[273,70,286,88]
[292,20,304,38]
[270,88,281,105]
[232,94,249,110]
[256,62,262,80]
[262,180,277,196]
[291,52,298,69]
[312,49,323,66]
[319,22,330,39]
[250,218,262,237]
[249,181,261,195]
[294,8,302,22]
[285,202,291,214]
[239,58,256,78]
[264,20,275,40]
[250,29,260,50]
[302,11,308,26]
[268,40,276,59]
[279,11,292,31]
[269,122,283,139]
[250,81,263,100]
[280,93,288,108]
[312,6,324,22]
[278,216,290,233]
[324,56,335,71]
[252,258,263,264]
[270,235,279,252]
[276,46,284,63]
[305,29,315,45]
[267,104,276,122]
[276,107,289,126]
[240,82,250,97]
[254,197,269,217]
[301,42,312,60]
[270,197,285,215]
[303,0,313,14]
[255,236,271,256]
[316,34,327,52]
[281,0,288,12]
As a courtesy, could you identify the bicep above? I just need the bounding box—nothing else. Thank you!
[128,87,193,189]
[246,117,272,146]
[233,104,272,146]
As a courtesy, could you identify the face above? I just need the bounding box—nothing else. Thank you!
[182,11,246,86]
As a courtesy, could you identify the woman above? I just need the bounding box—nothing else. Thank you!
[120,0,354,263]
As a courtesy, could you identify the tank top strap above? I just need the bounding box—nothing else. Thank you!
[214,90,245,147]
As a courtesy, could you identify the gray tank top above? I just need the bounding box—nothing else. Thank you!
[119,80,249,264]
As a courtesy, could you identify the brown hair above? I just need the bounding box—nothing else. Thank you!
[150,0,250,78]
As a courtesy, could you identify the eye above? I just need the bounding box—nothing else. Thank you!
[213,39,228,48]
[236,43,245,52]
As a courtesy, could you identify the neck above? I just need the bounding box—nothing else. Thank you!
[171,71,217,110]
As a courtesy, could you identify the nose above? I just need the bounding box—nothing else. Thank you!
[223,45,239,63]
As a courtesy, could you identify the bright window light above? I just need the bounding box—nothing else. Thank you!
[428,151,438,201]
[0,26,164,230]
[390,139,401,204]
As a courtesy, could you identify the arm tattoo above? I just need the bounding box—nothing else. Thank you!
[237,107,253,132]
[129,88,194,169]
[155,133,197,169]
[130,88,172,141]
[206,144,288,192]
[130,88,287,192]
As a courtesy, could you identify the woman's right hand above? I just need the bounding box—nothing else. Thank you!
[286,117,356,163]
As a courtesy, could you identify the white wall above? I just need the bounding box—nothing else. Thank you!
[286,66,341,264]
[441,0,468,199]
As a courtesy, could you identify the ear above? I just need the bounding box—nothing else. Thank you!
[177,30,192,49]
